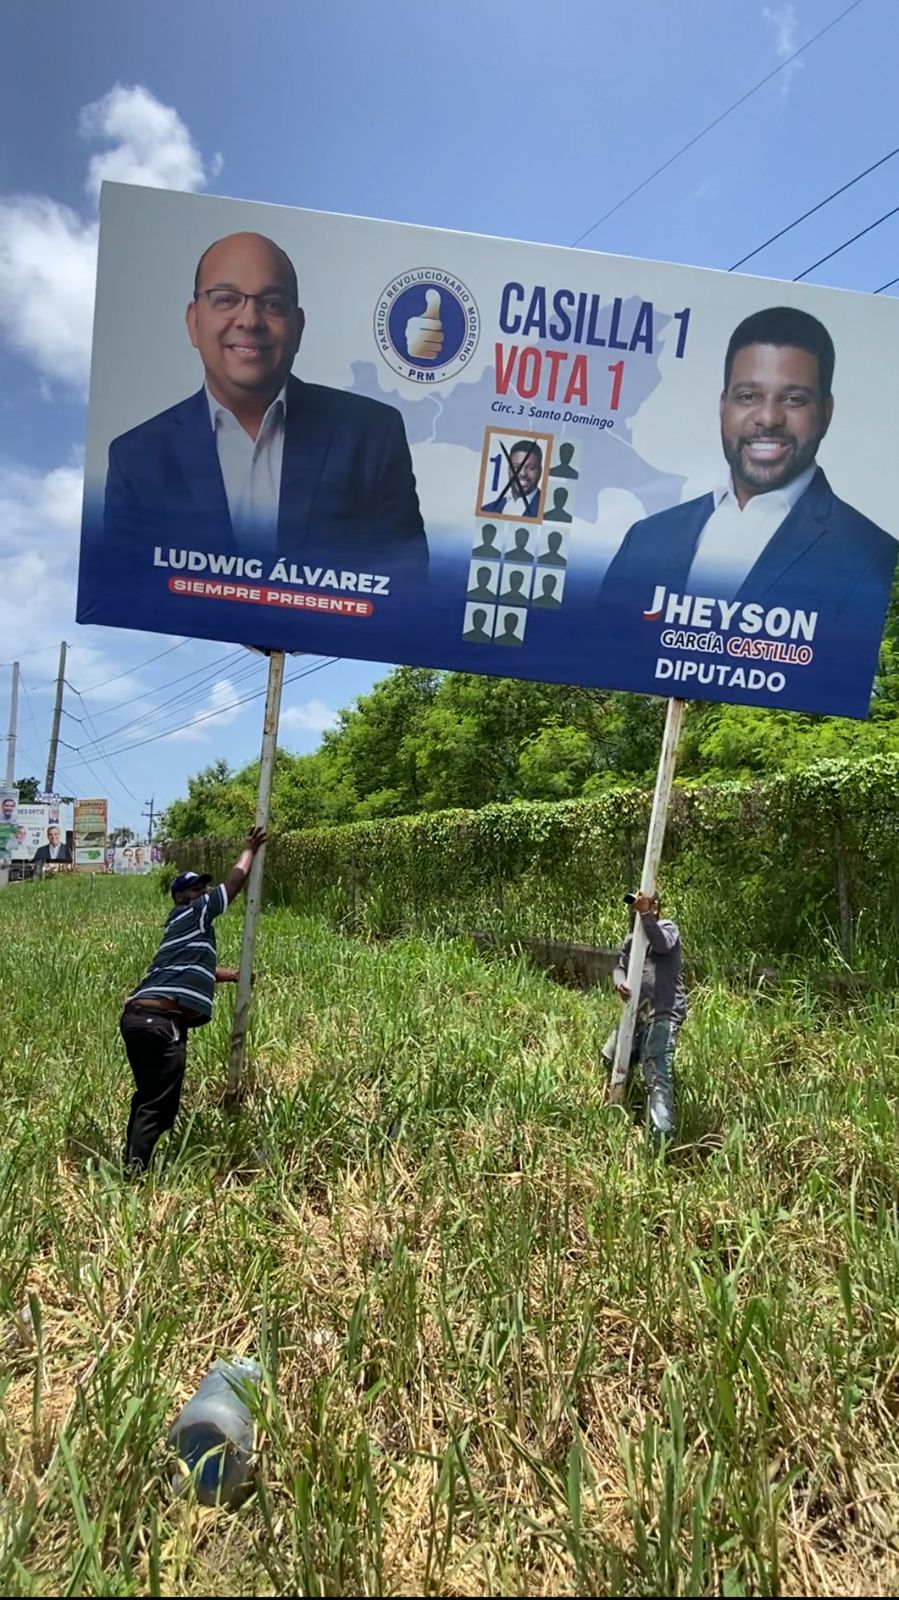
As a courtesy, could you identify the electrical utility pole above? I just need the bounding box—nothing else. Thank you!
[45,641,68,794]
[142,797,155,843]
[4,661,19,788]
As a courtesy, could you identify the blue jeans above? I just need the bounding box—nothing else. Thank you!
[604,1018,679,1137]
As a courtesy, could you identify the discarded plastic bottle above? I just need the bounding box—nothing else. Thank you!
[167,1357,262,1507]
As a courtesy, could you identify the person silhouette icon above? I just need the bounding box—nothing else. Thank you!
[472,523,500,558]
[494,611,524,646]
[463,607,493,643]
[467,565,497,602]
[501,569,529,603]
[509,527,533,561]
[538,530,568,568]
[549,442,578,480]
[532,574,562,609]
[544,488,572,523]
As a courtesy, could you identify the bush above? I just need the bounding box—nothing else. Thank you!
[166,755,899,974]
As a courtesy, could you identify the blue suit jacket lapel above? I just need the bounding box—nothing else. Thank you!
[171,389,233,544]
[735,468,830,603]
[277,376,336,547]
[647,493,714,595]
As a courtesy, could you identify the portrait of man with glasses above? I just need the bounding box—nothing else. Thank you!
[99,231,427,574]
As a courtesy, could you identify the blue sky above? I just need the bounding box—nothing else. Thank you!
[1,0,896,834]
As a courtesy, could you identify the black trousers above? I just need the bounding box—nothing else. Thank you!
[120,1003,189,1172]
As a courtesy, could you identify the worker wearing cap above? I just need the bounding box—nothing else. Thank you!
[118,826,266,1174]
[602,889,687,1147]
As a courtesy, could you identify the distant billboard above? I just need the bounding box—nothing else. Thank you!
[73,799,108,871]
[109,844,161,875]
[77,183,899,718]
[0,788,19,864]
[11,803,74,863]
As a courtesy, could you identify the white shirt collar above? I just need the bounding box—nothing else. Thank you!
[205,382,288,434]
[713,461,816,514]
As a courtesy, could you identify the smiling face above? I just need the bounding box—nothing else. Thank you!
[720,344,833,505]
[1,799,15,821]
[47,826,60,847]
[510,449,542,498]
[186,233,303,416]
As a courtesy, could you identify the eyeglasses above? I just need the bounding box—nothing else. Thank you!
[195,288,298,319]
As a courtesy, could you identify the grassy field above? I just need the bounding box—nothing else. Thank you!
[1,874,898,1596]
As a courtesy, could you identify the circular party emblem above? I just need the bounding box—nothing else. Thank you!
[374,269,480,383]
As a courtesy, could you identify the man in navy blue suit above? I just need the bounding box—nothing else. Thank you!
[596,307,897,716]
[99,232,427,574]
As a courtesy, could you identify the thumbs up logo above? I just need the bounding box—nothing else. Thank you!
[405,290,444,360]
[375,269,480,383]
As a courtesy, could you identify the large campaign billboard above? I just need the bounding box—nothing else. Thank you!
[77,184,899,719]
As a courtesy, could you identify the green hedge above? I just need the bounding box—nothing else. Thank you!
[167,754,899,973]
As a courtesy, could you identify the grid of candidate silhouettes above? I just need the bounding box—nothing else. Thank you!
[463,447,576,648]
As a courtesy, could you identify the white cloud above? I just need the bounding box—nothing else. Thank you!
[0,460,84,669]
[0,459,147,706]
[164,678,245,742]
[0,198,97,389]
[0,85,210,393]
[280,699,339,734]
[763,3,804,95]
[0,84,219,770]
[80,84,206,202]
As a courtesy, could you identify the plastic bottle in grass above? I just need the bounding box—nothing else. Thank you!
[167,1357,262,1506]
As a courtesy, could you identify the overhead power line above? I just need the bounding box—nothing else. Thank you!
[57,736,140,823]
[67,686,143,805]
[874,273,899,294]
[77,638,190,695]
[793,202,899,281]
[729,144,899,271]
[18,673,47,768]
[569,0,867,247]
[85,646,247,721]
[68,649,262,751]
[71,653,268,754]
[0,644,69,673]
[60,657,338,768]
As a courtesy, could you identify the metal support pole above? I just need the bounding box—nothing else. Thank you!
[4,662,19,788]
[226,650,285,1106]
[45,642,67,794]
[608,697,687,1106]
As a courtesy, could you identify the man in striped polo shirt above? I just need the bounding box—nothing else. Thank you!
[119,825,266,1173]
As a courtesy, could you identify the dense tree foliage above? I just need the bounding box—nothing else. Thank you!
[163,583,899,839]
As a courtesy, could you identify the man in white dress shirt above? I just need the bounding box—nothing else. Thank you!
[32,824,72,866]
[94,232,427,575]
[595,306,897,711]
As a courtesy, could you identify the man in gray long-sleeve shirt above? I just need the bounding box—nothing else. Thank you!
[603,890,687,1145]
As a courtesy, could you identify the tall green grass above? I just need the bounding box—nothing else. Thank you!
[0,875,898,1594]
